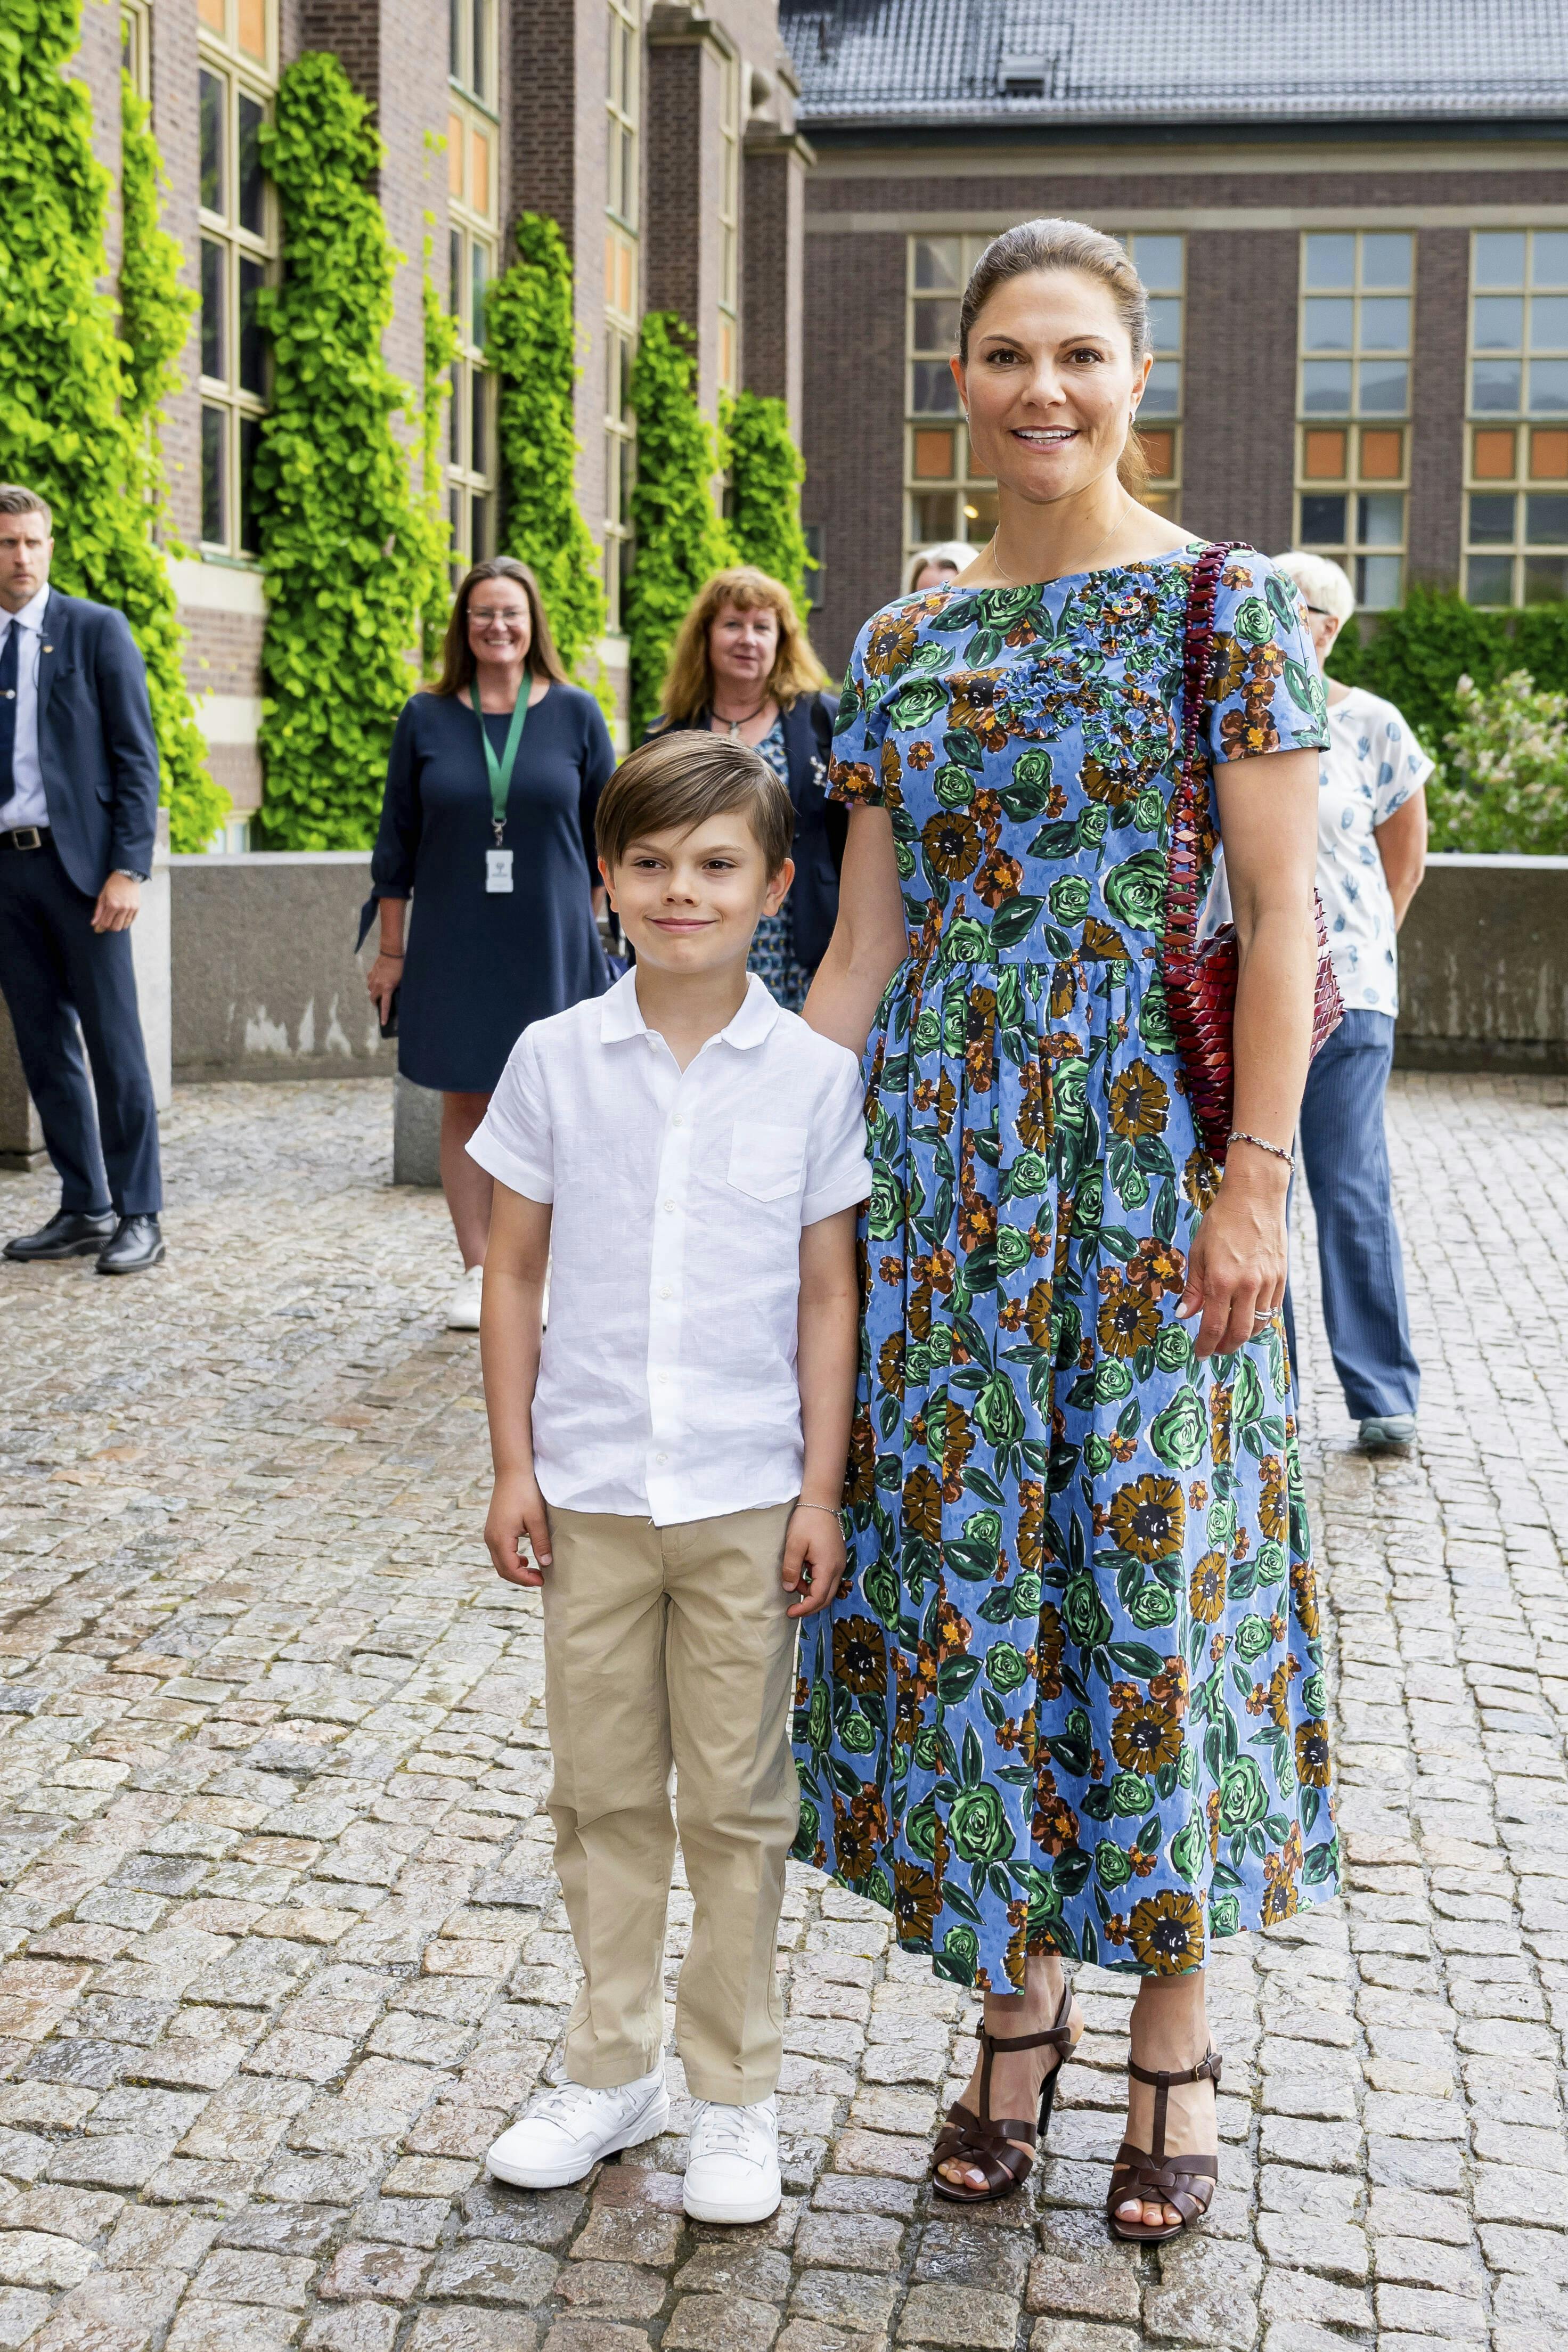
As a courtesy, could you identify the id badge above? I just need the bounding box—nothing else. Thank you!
[485,848,514,894]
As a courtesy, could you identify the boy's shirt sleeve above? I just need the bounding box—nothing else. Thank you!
[466,1031,553,1202]
[802,1048,873,1226]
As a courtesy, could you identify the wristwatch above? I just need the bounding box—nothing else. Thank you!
[113,868,148,882]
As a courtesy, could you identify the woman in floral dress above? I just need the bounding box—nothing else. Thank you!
[796,219,1338,2239]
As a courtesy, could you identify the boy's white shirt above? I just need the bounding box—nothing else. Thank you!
[467,968,871,1527]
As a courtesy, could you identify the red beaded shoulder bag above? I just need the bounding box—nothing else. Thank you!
[1159,540,1344,1165]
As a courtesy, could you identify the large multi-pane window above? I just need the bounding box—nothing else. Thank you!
[198,0,275,557]
[121,0,150,95]
[603,0,640,630]
[1112,232,1182,513]
[1463,231,1568,605]
[1294,230,1412,609]
[905,233,995,562]
[447,5,498,570]
[717,51,740,395]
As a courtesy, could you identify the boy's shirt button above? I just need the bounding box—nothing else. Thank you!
[663,1199,675,1212]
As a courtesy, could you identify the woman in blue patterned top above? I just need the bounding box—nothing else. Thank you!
[795,219,1338,2240]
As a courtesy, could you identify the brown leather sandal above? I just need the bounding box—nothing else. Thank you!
[1107,2046,1223,2242]
[930,1979,1080,2204]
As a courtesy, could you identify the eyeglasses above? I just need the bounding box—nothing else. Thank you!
[469,607,529,625]
[1302,603,1336,618]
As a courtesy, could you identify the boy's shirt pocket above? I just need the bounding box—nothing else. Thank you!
[726,1121,808,1205]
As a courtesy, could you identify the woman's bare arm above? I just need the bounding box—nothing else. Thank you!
[802,807,909,1055]
[1375,787,1427,928]
[1179,745,1320,1359]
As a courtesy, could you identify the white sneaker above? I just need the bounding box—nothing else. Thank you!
[682,2094,781,2224]
[485,2067,669,2190]
[446,1264,484,1330]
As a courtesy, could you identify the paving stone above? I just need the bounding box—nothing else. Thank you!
[1024,2254,1139,2321]
[405,2314,537,2352]
[663,2296,781,2352]
[426,2241,560,2303]
[791,2212,902,2275]
[317,2243,430,2302]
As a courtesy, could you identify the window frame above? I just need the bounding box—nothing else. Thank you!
[121,0,150,97]
[1463,231,1568,606]
[602,0,641,635]
[1294,230,1414,610]
[717,46,740,396]
[446,87,499,570]
[197,0,278,560]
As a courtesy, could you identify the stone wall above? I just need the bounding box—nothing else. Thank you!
[168,851,389,1082]
[1395,853,1568,1074]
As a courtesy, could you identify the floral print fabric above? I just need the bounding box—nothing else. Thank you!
[746,717,814,1014]
[791,545,1340,1989]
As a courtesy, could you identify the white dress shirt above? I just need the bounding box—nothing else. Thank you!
[0,584,50,831]
[468,969,872,1526]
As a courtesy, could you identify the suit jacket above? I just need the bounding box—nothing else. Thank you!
[649,692,847,969]
[31,590,161,897]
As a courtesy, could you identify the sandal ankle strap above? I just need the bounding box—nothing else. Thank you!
[977,2022,1074,2055]
[1125,2045,1221,2161]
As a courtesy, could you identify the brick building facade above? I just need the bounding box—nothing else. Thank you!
[781,1,1568,674]
[83,0,809,836]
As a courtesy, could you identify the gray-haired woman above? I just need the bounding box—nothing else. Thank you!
[1271,550,1428,1449]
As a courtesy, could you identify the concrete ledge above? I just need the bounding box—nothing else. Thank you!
[1395,852,1568,1075]
[169,850,390,1082]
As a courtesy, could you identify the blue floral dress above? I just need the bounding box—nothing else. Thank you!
[747,717,815,1014]
[792,546,1340,1990]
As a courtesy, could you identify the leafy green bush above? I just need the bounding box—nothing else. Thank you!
[487,212,607,680]
[625,312,733,733]
[419,219,458,674]
[1428,669,1568,854]
[723,390,813,616]
[118,74,227,852]
[0,0,222,850]
[253,52,437,849]
[1328,584,1568,767]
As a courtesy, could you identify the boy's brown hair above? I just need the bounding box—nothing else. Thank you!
[597,731,794,875]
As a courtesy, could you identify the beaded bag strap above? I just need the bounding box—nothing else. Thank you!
[1162,539,1248,970]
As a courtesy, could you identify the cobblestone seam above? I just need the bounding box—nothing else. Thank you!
[0,1072,1562,2352]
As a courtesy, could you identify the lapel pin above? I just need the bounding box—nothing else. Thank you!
[42,644,52,654]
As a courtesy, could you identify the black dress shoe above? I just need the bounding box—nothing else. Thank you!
[95,1215,166,1275]
[4,1208,117,1262]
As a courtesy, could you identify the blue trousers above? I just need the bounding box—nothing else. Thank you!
[0,834,161,1216]
[1283,1009,1418,1422]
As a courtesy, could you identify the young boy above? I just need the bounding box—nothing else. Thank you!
[468,731,869,2225]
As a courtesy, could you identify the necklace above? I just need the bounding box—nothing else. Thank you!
[710,695,772,738]
[989,493,1130,588]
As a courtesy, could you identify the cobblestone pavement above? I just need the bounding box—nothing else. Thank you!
[0,1071,1565,2352]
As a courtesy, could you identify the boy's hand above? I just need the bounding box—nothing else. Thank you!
[485,1469,552,1587]
[782,1504,847,1620]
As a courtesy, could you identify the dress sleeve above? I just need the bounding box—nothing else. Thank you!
[801,1048,873,1226]
[371,699,423,894]
[1204,554,1331,765]
[578,693,616,880]
[825,611,892,809]
[1373,703,1434,824]
[467,1027,553,1202]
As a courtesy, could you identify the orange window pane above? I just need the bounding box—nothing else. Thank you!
[605,234,617,308]
[913,429,954,479]
[447,115,464,197]
[618,244,633,316]
[1141,427,1175,480]
[1473,427,1516,480]
[198,0,225,28]
[1530,428,1568,479]
[966,438,993,483]
[469,127,490,216]
[236,0,266,58]
[718,319,733,390]
[1303,429,1347,480]
[1359,428,1402,480]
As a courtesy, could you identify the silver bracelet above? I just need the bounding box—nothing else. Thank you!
[1228,1129,1295,1173]
[795,1501,843,1516]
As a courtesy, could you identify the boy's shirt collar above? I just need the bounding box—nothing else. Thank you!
[599,967,782,1054]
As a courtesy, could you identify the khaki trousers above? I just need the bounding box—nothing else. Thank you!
[542,1501,798,2104]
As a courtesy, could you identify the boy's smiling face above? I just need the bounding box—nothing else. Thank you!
[601,812,794,977]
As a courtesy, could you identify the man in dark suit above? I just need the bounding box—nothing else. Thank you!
[0,484,166,1273]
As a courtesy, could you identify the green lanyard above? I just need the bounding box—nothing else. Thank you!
[474,687,530,843]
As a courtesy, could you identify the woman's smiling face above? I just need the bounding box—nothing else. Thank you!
[954,266,1152,506]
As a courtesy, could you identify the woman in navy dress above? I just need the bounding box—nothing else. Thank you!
[364,558,612,1325]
